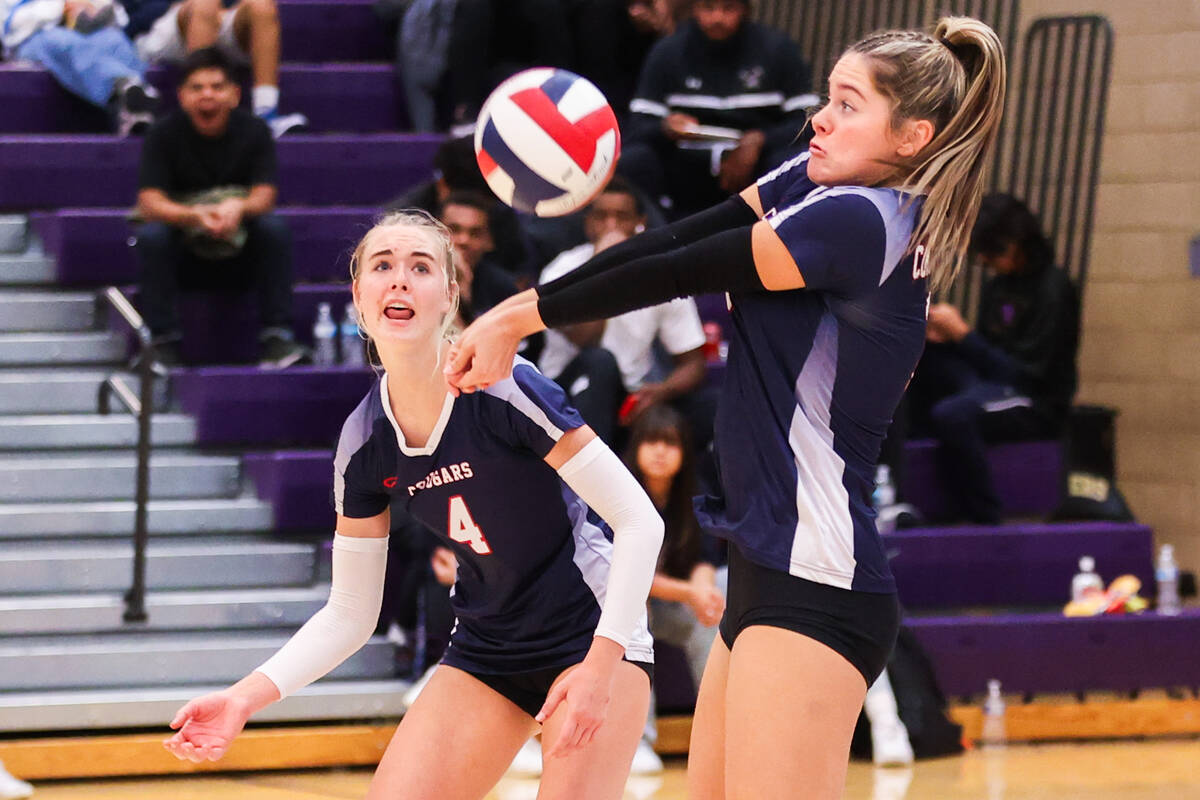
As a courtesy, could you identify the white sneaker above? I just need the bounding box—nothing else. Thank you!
[400,664,437,711]
[0,766,32,800]
[506,738,543,777]
[260,110,310,138]
[629,737,663,774]
[872,719,915,767]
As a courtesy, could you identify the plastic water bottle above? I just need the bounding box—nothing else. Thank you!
[312,302,338,366]
[1156,544,1181,616]
[1071,555,1104,602]
[872,464,897,533]
[980,679,1006,748]
[340,301,365,367]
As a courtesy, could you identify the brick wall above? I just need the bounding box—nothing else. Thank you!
[1019,0,1200,570]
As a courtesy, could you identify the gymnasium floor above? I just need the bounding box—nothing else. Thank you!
[22,739,1200,799]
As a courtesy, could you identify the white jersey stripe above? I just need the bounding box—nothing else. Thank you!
[788,312,856,588]
[784,93,821,112]
[630,98,669,117]
[664,91,786,110]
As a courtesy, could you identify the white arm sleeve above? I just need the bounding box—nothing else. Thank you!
[557,437,664,650]
[255,533,387,699]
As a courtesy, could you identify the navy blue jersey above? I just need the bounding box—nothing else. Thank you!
[696,152,928,593]
[333,357,655,673]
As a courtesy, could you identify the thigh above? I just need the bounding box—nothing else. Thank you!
[536,661,650,800]
[368,664,537,800]
[724,626,867,800]
[687,634,729,800]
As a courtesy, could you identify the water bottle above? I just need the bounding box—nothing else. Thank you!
[873,464,896,509]
[340,301,365,367]
[1071,555,1104,602]
[1156,544,1181,616]
[980,678,1006,748]
[312,302,338,366]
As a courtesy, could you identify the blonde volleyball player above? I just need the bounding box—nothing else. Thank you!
[164,210,664,800]
[446,17,1006,799]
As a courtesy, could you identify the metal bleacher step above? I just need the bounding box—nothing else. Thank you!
[0,368,168,414]
[0,290,95,331]
[0,537,316,594]
[0,331,124,366]
[0,629,394,692]
[0,450,242,502]
[0,496,273,539]
[0,585,329,635]
[0,248,55,285]
[0,679,408,733]
[0,215,27,254]
[0,413,196,450]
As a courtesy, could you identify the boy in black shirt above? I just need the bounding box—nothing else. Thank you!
[912,193,1080,523]
[134,47,304,367]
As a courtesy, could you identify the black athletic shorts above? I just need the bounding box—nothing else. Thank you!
[464,659,654,720]
[719,544,900,685]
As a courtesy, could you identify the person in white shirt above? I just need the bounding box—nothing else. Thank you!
[538,177,709,446]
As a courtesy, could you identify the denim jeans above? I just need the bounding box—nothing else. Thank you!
[16,26,146,108]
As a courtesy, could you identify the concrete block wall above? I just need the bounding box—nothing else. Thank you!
[1020,0,1200,570]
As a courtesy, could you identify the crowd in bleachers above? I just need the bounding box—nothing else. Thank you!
[0,0,1091,789]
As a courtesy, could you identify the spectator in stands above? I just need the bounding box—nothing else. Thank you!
[121,0,308,137]
[538,177,709,446]
[437,191,519,326]
[1,0,160,135]
[134,46,306,368]
[387,136,535,283]
[622,0,817,217]
[625,404,724,774]
[570,0,684,127]
[909,193,1080,523]
[0,758,32,800]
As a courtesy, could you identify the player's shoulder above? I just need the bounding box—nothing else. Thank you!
[481,355,551,406]
[336,377,386,457]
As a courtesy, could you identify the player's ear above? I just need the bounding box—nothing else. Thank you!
[895,117,935,158]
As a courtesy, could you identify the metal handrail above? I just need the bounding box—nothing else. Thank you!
[97,286,156,624]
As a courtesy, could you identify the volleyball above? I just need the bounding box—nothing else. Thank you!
[474,68,621,217]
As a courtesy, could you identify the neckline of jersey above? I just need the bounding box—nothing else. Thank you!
[379,373,456,457]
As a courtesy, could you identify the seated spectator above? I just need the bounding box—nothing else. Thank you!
[622,0,817,217]
[538,177,709,446]
[134,46,305,368]
[437,191,519,325]
[122,0,307,137]
[907,193,1080,523]
[1,0,160,135]
[624,404,724,773]
[387,135,536,283]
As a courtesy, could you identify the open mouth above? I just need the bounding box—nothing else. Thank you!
[384,303,414,321]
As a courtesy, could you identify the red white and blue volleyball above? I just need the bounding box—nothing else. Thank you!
[475,68,621,217]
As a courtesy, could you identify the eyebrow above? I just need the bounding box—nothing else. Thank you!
[832,82,867,101]
[368,249,392,259]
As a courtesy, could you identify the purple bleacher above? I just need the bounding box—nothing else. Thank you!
[885,521,1153,610]
[244,450,335,531]
[909,609,1200,696]
[0,63,404,134]
[279,0,393,62]
[902,438,1063,519]
[175,365,374,447]
[32,207,375,287]
[0,134,440,211]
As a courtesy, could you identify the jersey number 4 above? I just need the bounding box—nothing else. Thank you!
[448,495,492,555]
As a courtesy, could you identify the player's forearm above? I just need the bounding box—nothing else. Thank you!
[650,573,694,603]
[227,671,283,716]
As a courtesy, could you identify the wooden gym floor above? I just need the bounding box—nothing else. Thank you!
[20,738,1200,799]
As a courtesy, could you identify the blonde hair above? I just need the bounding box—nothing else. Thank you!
[848,16,1006,293]
[348,209,462,369]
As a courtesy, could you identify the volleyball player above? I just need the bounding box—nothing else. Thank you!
[445,17,1006,799]
[164,210,665,800]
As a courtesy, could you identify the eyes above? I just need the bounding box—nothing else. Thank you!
[371,260,433,274]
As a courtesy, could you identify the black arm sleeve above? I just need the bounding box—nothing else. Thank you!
[536,226,763,328]
[538,195,758,298]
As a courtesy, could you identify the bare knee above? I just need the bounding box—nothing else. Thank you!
[239,0,279,24]
[179,0,223,25]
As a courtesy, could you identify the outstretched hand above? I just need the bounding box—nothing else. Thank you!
[163,691,252,763]
[445,291,543,395]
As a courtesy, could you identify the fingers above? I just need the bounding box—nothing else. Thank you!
[535,682,566,724]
